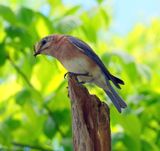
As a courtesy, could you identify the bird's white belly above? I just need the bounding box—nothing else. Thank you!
[62,58,94,83]
[61,57,106,86]
[62,58,89,73]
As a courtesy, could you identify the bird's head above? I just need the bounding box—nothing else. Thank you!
[34,35,62,57]
[34,35,53,57]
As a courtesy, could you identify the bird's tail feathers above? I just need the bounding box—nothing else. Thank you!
[110,74,124,89]
[104,83,127,113]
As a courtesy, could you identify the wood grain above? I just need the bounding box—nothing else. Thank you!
[68,74,111,151]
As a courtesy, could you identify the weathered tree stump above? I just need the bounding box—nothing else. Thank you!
[68,75,111,151]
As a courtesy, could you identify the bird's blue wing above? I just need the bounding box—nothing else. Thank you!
[67,36,124,88]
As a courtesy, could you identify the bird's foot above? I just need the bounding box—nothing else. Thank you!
[77,81,85,85]
[64,72,90,85]
[64,72,90,79]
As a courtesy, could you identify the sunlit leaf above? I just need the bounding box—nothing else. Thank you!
[35,15,50,37]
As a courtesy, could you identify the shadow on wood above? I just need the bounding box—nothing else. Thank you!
[68,75,111,151]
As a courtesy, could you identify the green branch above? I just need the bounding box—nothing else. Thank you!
[7,55,35,89]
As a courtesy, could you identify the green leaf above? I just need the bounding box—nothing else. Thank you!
[100,8,110,26]
[63,6,80,16]
[102,52,112,65]
[112,51,139,82]
[119,115,141,151]
[5,117,21,130]
[97,0,103,4]
[17,7,34,26]
[121,115,141,138]
[123,133,139,151]
[33,58,58,90]
[125,62,139,82]
[43,116,56,139]
[0,43,6,66]
[53,109,71,127]
[35,12,55,35]
[141,139,159,151]
[137,64,152,81]
[0,122,12,146]
[0,101,6,114]
[0,5,17,24]
[15,89,31,105]
[5,26,33,48]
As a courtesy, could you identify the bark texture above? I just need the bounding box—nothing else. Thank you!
[68,75,111,151]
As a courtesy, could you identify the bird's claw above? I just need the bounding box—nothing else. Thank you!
[77,81,85,85]
[64,72,91,85]
[64,72,77,79]
[64,72,69,79]
[64,72,90,79]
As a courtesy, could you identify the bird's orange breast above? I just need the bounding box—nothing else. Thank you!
[56,39,97,72]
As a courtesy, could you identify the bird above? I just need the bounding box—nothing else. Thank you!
[34,34,127,112]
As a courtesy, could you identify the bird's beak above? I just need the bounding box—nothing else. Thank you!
[33,44,41,57]
[34,50,41,57]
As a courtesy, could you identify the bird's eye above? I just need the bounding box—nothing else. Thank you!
[41,39,47,46]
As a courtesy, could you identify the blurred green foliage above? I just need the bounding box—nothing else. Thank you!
[0,0,160,151]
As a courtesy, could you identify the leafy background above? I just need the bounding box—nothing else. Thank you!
[0,0,160,151]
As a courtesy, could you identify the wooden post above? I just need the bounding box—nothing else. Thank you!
[68,75,111,151]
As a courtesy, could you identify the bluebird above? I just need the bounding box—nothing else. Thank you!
[34,34,127,112]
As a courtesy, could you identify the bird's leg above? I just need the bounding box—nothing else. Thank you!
[77,81,86,85]
[64,72,90,79]
[64,72,91,85]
